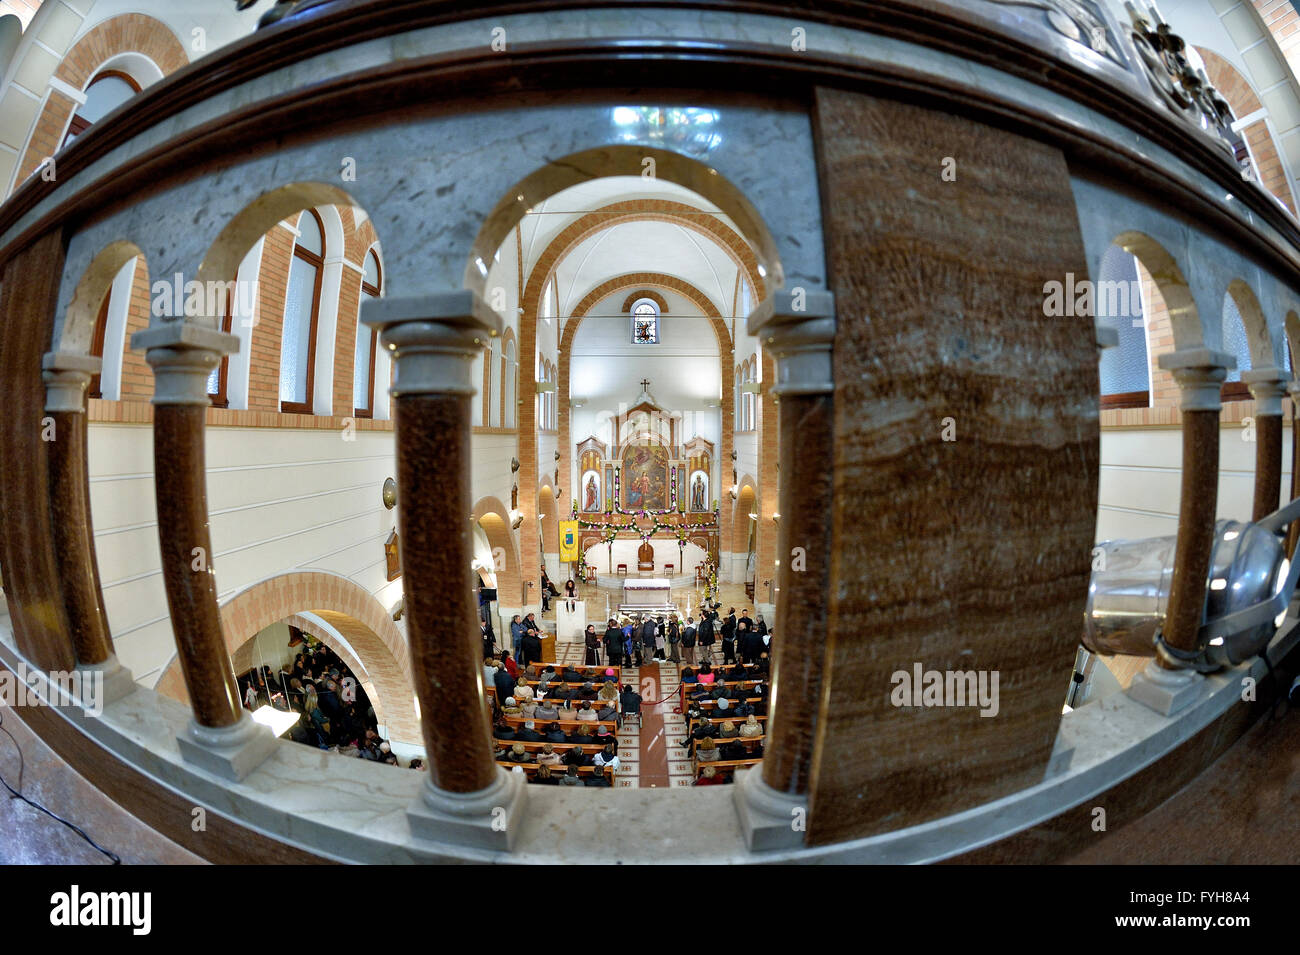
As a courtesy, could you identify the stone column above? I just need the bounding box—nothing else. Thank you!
[362,291,526,851]
[1243,366,1288,522]
[131,322,276,780]
[1129,347,1232,716]
[41,351,134,705]
[734,288,834,850]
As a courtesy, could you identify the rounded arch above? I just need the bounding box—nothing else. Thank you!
[465,146,783,297]
[15,13,189,186]
[537,484,559,563]
[472,495,522,605]
[154,571,419,744]
[197,181,364,293]
[1224,278,1276,368]
[58,239,145,354]
[1111,231,1202,350]
[560,270,735,563]
[621,289,669,313]
[734,480,758,581]
[501,328,518,429]
[1285,311,1300,372]
[1195,46,1298,214]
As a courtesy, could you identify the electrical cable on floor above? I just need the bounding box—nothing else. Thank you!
[0,708,121,864]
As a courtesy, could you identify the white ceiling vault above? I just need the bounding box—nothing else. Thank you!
[514,176,756,324]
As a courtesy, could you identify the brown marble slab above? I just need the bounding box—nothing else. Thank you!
[0,230,76,672]
[47,409,113,665]
[806,88,1098,844]
[394,392,498,794]
[1162,410,1219,659]
[1253,413,1282,522]
[762,391,832,795]
[153,403,241,728]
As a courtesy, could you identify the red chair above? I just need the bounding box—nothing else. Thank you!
[664,563,674,576]
[617,563,628,576]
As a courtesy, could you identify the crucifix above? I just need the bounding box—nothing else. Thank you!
[640,378,651,391]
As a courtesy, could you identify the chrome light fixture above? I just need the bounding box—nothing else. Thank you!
[1084,497,1300,671]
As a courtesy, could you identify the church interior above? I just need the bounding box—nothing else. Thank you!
[0,0,1297,870]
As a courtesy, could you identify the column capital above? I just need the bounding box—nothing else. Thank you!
[1241,366,1289,416]
[131,321,240,406]
[41,351,101,413]
[747,288,836,396]
[362,291,502,396]
[1157,347,1234,412]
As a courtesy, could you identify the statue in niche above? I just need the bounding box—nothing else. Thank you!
[691,474,707,511]
[584,473,600,511]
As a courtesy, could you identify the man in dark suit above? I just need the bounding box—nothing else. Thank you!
[493,663,516,701]
[603,620,624,667]
[520,627,543,667]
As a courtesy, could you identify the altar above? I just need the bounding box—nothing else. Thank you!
[622,577,672,611]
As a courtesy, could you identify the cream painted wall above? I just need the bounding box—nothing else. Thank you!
[89,422,401,686]
[1096,423,1294,543]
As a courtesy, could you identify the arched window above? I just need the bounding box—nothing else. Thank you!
[63,71,140,148]
[504,337,517,429]
[353,247,381,417]
[88,289,111,399]
[1221,292,1253,402]
[1097,245,1151,410]
[739,358,757,431]
[205,286,234,408]
[280,209,324,414]
[538,358,557,431]
[631,297,660,344]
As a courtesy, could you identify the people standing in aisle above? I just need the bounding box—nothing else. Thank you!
[510,614,525,661]
[603,618,623,667]
[584,623,601,666]
[681,616,697,664]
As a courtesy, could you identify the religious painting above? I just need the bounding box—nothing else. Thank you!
[688,469,710,512]
[581,469,601,512]
[622,444,669,511]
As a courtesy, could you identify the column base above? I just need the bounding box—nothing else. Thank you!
[76,655,136,713]
[407,766,528,852]
[1127,660,1204,716]
[176,713,278,782]
[733,767,807,851]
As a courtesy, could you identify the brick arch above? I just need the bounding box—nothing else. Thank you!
[1197,46,1297,214]
[154,571,420,745]
[621,289,669,313]
[515,200,766,601]
[561,270,735,562]
[472,495,522,605]
[16,13,188,183]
